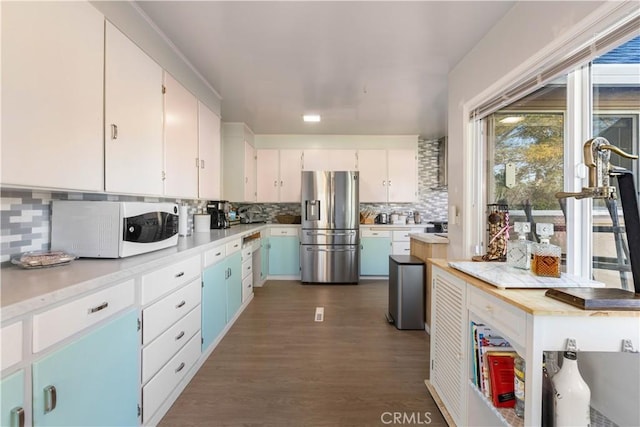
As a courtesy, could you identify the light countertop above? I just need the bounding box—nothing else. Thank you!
[408,232,449,244]
[1,224,267,321]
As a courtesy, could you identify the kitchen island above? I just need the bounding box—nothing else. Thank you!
[426,259,640,427]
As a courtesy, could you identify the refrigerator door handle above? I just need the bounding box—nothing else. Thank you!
[305,246,357,252]
[305,231,356,236]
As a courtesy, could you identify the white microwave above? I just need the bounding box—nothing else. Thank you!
[51,201,179,258]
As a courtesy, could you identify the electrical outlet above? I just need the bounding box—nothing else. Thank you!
[536,223,554,236]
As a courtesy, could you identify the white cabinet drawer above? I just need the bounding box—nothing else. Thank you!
[225,238,242,255]
[142,331,201,423]
[270,227,298,237]
[203,244,225,268]
[467,286,526,349]
[33,280,134,352]
[241,259,252,279]
[141,255,200,305]
[142,305,201,384]
[392,229,424,241]
[392,241,411,255]
[142,278,201,344]
[242,274,253,303]
[361,229,391,238]
[241,246,252,261]
[1,321,23,369]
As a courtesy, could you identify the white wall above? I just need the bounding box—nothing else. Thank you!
[90,1,221,116]
[446,0,618,260]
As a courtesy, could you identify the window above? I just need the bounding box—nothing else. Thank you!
[481,34,639,287]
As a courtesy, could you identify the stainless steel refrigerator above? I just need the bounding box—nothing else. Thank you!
[301,171,360,284]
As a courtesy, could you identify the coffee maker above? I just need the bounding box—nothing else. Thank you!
[207,200,230,229]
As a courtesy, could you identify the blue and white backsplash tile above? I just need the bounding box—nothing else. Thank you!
[1,137,447,264]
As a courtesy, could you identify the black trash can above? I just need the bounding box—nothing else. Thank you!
[387,255,425,330]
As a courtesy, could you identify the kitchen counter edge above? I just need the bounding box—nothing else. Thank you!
[1,224,268,321]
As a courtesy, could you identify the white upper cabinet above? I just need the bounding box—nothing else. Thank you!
[163,72,199,198]
[256,149,302,203]
[357,150,387,202]
[302,150,357,171]
[387,149,417,202]
[1,2,104,191]
[256,149,279,202]
[104,22,164,196]
[197,101,222,200]
[222,123,256,202]
[357,149,417,202]
[244,141,257,202]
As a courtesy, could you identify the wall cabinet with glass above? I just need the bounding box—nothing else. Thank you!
[1,1,104,191]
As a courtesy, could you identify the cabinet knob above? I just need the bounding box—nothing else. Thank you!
[175,362,185,373]
[110,124,118,140]
[175,331,185,341]
[176,300,186,309]
[88,301,109,314]
[44,385,57,413]
[274,180,278,187]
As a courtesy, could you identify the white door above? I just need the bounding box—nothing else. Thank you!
[256,149,279,202]
[197,101,221,200]
[1,2,104,191]
[357,150,387,202]
[105,22,164,196]
[163,73,198,198]
[244,142,257,202]
[279,150,303,202]
[388,149,417,202]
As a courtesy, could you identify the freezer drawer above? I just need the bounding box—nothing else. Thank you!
[301,244,359,283]
[300,228,359,245]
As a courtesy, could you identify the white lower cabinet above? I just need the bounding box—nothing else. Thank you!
[391,228,424,255]
[140,260,202,424]
[142,332,201,423]
[241,245,253,303]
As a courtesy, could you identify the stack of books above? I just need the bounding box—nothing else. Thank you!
[470,322,517,408]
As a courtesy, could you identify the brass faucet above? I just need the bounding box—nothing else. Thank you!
[556,137,638,200]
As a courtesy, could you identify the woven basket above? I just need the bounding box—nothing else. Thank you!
[276,214,301,224]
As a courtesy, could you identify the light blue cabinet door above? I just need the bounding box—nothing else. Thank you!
[202,260,227,351]
[32,309,139,427]
[360,237,392,276]
[268,236,300,275]
[1,370,24,427]
[260,237,269,281]
[226,252,242,322]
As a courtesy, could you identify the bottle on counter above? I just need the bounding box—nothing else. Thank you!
[552,351,591,427]
[532,223,561,278]
[514,353,526,418]
[507,222,532,270]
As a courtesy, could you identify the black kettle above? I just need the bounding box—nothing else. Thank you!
[375,213,389,224]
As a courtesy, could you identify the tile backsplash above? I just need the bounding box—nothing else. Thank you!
[1,138,447,264]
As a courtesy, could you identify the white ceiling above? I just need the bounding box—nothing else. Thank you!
[136,1,514,139]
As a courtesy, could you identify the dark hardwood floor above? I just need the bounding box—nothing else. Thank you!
[159,280,445,427]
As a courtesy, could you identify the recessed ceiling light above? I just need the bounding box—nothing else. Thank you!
[303,114,321,123]
[499,116,524,124]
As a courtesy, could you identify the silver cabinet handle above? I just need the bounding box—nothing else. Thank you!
[215,252,222,257]
[274,180,278,187]
[175,331,185,341]
[88,302,108,314]
[280,180,283,187]
[201,159,205,169]
[44,385,57,413]
[110,124,118,140]
[382,180,386,186]
[11,407,24,427]
[175,271,185,278]
[175,362,185,373]
[195,158,199,168]
[176,300,186,309]
[388,180,392,186]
